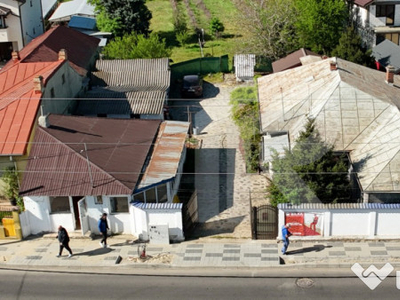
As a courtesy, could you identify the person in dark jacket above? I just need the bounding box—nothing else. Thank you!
[98,213,109,248]
[56,225,73,258]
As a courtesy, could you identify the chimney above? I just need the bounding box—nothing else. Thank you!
[33,76,43,94]
[38,115,50,128]
[58,49,67,61]
[330,58,337,71]
[386,65,395,84]
[12,51,20,62]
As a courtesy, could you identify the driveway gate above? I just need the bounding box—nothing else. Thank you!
[252,205,278,239]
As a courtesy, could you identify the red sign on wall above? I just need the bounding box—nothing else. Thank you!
[285,212,322,236]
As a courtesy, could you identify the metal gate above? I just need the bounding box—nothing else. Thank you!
[252,205,278,239]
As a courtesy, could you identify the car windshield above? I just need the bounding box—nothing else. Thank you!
[183,76,199,87]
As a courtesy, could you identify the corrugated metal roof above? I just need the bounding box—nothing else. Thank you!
[2,26,99,76]
[0,60,65,155]
[20,115,161,196]
[49,0,95,22]
[272,48,320,73]
[138,121,189,189]
[132,202,183,210]
[278,203,400,210]
[68,16,97,30]
[234,54,256,81]
[258,57,400,193]
[75,87,166,115]
[76,59,170,116]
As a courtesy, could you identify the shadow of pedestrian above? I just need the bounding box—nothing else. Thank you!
[285,244,333,255]
[73,247,115,257]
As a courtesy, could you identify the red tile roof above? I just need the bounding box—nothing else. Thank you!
[272,48,321,73]
[20,115,161,196]
[0,61,65,155]
[2,25,99,76]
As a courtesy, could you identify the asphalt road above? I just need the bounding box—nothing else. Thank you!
[1,268,400,300]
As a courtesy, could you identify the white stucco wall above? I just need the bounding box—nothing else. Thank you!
[0,1,23,49]
[278,205,400,239]
[131,203,184,242]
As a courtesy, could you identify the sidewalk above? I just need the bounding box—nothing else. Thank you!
[1,236,400,271]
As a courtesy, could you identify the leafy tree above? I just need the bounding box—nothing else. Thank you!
[331,26,375,67]
[294,0,348,54]
[88,0,151,36]
[267,118,351,206]
[234,0,299,60]
[1,166,24,210]
[209,17,225,38]
[103,33,171,59]
[96,10,123,34]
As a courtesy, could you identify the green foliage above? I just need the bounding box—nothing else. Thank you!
[267,118,351,206]
[294,0,348,54]
[1,166,24,211]
[88,0,152,36]
[235,0,299,60]
[103,33,171,59]
[230,87,260,173]
[96,10,123,34]
[174,9,190,47]
[209,17,225,38]
[331,26,375,67]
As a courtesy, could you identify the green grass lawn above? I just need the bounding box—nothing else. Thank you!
[147,0,244,66]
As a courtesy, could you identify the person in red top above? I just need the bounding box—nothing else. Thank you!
[310,214,319,232]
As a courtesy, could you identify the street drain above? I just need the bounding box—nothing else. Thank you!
[296,278,314,289]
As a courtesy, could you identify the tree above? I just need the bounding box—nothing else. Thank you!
[267,118,351,206]
[331,26,375,67]
[88,0,151,36]
[209,17,225,38]
[103,33,171,59]
[1,166,24,210]
[173,9,190,47]
[294,0,348,54]
[234,0,299,60]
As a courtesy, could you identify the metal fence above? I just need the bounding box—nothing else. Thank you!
[171,55,230,81]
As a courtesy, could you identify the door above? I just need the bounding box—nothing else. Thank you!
[78,198,89,235]
[252,205,278,239]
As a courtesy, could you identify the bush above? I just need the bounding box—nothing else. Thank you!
[230,86,260,173]
[209,17,225,38]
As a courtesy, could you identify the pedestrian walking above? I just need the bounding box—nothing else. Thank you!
[98,213,109,248]
[56,225,73,258]
[281,224,292,255]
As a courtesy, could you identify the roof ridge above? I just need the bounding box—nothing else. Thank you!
[39,126,132,193]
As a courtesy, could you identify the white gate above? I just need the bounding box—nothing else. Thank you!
[78,198,89,235]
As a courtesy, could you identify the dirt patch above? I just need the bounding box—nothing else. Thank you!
[126,253,173,264]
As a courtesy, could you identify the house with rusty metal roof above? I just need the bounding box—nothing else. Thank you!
[19,114,189,238]
[258,57,400,203]
[74,58,171,119]
[0,50,87,204]
[1,25,100,76]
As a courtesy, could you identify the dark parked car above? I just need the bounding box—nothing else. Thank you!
[181,75,203,98]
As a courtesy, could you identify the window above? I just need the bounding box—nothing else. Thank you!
[157,184,168,203]
[95,196,103,204]
[376,5,394,25]
[110,196,129,213]
[33,28,35,35]
[50,88,55,98]
[61,74,65,84]
[0,16,6,29]
[145,188,157,203]
[50,196,70,213]
[133,192,145,202]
